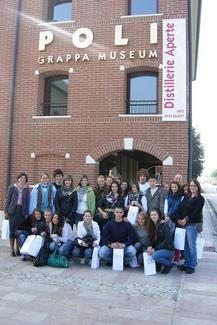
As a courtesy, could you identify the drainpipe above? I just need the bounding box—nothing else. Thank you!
[188,0,193,181]
[6,0,21,188]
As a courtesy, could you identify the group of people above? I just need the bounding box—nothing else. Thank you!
[4,168,204,274]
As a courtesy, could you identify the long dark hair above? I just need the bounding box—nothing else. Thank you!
[31,208,43,226]
[189,179,202,195]
[51,212,65,236]
[168,181,182,196]
[147,208,162,243]
[110,181,122,195]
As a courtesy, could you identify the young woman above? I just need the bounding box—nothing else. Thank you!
[97,181,125,230]
[29,172,56,215]
[73,210,101,264]
[19,208,48,261]
[120,180,130,198]
[134,212,150,264]
[4,172,30,256]
[55,175,78,227]
[94,175,106,206]
[49,212,74,258]
[164,181,183,233]
[73,175,95,225]
[104,176,113,194]
[147,209,174,274]
[176,179,205,274]
[125,182,148,214]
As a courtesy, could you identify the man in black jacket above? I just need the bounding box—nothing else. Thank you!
[99,207,137,267]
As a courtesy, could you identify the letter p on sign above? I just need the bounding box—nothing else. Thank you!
[38,31,54,51]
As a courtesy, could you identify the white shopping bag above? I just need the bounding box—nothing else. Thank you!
[1,220,10,240]
[20,235,36,254]
[196,236,205,259]
[127,206,139,225]
[130,255,139,268]
[91,246,100,269]
[174,228,186,250]
[112,248,124,271]
[143,252,156,276]
[28,235,44,257]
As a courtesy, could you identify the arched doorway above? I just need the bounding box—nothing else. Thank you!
[99,150,162,183]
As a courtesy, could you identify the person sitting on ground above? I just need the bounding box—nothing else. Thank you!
[133,211,150,265]
[145,176,165,216]
[146,208,174,274]
[52,169,64,190]
[19,208,48,261]
[73,210,100,265]
[49,212,74,258]
[99,207,137,267]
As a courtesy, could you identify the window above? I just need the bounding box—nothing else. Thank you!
[43,76,69,116]
[48,0,72,22]
[129,0,157,15]
[127,73,158,114]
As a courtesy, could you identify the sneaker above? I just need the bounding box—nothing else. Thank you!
[16,250,21,256]
[88,259,92,266]
[185,267,195,274]
[80,258,86,265]
[10,251,16,257]
[177,264,187,271]
[161,264,173,274]
[20,254,26,261]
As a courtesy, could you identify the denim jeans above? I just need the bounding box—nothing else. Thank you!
[99,245,137,265]
[49,240,74,258]
[184,224,198,268]
[72,246,93,258]
[15,230,29,248]
[152,249,174,266]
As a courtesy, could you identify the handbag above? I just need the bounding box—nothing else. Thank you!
[47,246,69,268]
[127,206,139,225]
[174,227,186,250]
[1,220,10,240]
[33,241,49,267]
[74,234,95,248]
[143,252,156,276]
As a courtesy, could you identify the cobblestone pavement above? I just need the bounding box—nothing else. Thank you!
[0,207,217,325]
[0,238,217,325]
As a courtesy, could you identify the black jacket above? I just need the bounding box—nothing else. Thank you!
[151,223,174,251]
[171,194,204,224]
[55,188,78,220]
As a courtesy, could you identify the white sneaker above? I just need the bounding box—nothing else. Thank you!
[80,258,86,265]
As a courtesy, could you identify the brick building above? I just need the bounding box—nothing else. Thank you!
[0,0,201,207]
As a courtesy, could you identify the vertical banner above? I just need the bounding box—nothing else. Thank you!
[162,19,187,121]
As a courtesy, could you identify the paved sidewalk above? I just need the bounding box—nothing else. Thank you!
[0,208,216,325]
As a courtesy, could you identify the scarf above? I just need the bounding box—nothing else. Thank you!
[83,221,95,238]
[61,186,73,197]
[78,186,88,202]
[128,192,141,205]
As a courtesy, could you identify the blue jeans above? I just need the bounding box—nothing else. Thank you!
[49,240,74,258]
[184,225,198,268]
[72,246,93,258]
[152,249,174,266]
[99,245,137,265]
[15,230,29,248]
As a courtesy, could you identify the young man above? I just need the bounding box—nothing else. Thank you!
[53,169,64,190]
[137,169,150,194]
[99,207,137,267]
[145,176,165,215]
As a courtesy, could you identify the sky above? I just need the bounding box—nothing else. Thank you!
[192,0,217,176]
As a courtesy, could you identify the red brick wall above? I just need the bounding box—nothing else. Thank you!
[0,0,189,207]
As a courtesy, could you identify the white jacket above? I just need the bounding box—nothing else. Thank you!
[49,222,74,243]
[76,220,101,246]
